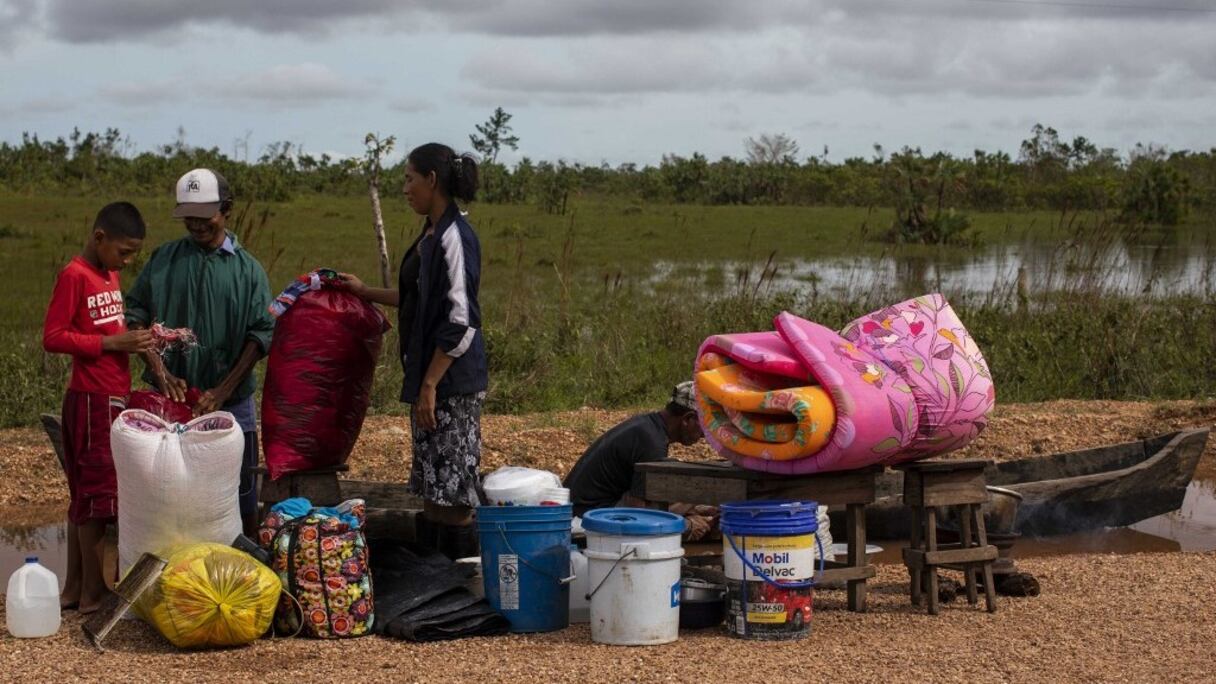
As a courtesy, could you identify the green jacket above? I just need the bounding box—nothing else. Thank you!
[125,232,275,401]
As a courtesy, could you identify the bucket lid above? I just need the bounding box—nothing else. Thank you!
[720,499,819,536]
[582,508,684,536]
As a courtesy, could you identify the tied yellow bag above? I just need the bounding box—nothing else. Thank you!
[137,543,282,648]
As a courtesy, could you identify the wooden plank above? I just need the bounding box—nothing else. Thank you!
[960,503,979,605]
[920,487,989,507]
[903,545,998,568]
[908,506,922,607]
[749,471,878,506]
[846,502,868,611]
[260,472,342,506]
[975,505,998,613]
[365,508,417,541]
[904,469,989,506]
[340,480,425,509]
[894,459,992,473]
[637,472,748,505]
[635,460,751,479]
[817,565,877,583]
[636,463,879,506]
[39,414,66,472]
[926,507,939,615]
[904,464,987,503]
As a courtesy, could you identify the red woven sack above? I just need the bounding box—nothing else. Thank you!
[262,286,389,480]
[128,388,202,423]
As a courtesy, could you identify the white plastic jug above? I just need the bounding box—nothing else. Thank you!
[6,557,61,638]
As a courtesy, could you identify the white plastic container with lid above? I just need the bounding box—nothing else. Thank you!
[583,508,685,645]
[6,557,61,638]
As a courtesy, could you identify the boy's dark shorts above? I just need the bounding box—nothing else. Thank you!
[61,390,125,524]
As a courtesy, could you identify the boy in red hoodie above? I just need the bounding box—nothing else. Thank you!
[42,201,154,613]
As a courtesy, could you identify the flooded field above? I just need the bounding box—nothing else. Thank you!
[651,240,1216,300]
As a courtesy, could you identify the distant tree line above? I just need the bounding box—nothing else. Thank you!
[2,123,1211,228]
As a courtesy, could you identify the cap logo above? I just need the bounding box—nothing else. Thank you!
[187,179,200,192]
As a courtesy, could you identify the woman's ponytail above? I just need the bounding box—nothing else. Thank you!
[451,153,479,203]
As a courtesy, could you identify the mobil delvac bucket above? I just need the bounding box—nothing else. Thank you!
[476,504,573,633]
[582,508,685,646]
[720,500,825,641]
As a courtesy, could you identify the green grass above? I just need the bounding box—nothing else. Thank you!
[1,192,1214,428]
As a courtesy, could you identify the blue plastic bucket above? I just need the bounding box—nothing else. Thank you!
[719,500,825,640]
[476,504,573,633]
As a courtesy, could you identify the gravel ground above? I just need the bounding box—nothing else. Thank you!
[2,552,1213,683]
[3,401,1214,680]
[3,399,1215,526]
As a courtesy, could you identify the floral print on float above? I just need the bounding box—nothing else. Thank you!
[840,293,995,463]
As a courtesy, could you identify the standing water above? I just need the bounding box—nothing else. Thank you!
[6,557,60,637]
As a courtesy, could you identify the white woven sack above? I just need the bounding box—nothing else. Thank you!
[111,409,244,576]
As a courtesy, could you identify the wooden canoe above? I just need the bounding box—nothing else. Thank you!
[857,428,1210,538]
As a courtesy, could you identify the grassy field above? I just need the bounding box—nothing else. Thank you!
[1,192,1214,427]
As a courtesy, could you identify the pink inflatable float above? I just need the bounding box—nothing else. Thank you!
[694,293,995,474]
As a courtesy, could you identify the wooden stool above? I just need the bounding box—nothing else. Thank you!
[896,459,998,615]
[256,463,350,511]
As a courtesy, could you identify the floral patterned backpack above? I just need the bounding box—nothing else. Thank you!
[257,498,374,638]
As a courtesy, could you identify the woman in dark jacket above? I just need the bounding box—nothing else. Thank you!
[340,143,487,559]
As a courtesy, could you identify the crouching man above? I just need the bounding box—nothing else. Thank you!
[563,382,717,540]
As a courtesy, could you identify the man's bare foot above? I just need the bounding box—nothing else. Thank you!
[78,589,113,615]
[60,585,81,610]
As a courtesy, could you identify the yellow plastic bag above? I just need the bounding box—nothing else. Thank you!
[136,543,282,648]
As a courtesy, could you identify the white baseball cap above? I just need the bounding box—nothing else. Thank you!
[172,168,233,219]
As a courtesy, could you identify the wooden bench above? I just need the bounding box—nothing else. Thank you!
[256,466,426,540]
[632,460,882,612]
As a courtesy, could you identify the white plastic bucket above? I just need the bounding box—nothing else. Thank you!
[582,509,685,646]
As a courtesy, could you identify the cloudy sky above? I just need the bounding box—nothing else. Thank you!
[1,0,1213,165]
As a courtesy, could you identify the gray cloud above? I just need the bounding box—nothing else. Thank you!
[0,0,38,49]
[389,97,437,114]
[225,63,373,104]
[39,0,410,42]
[3,95,75,115]
[23,0,814,42]
[95,63,370,108]
[20,0,1213,44]
[97,78,178,107]
[458,9,1216,103]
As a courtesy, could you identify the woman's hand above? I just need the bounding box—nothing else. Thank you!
[414,383,438,432]
[336,273,368,299]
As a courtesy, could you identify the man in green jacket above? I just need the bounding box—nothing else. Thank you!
[126,168,275,536]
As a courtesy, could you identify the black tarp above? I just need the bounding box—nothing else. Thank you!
[368,538,509,642]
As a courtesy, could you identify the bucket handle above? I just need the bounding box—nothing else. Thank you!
[584,547,638,601]
[725,531,826,590]
[495,523,577,586]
